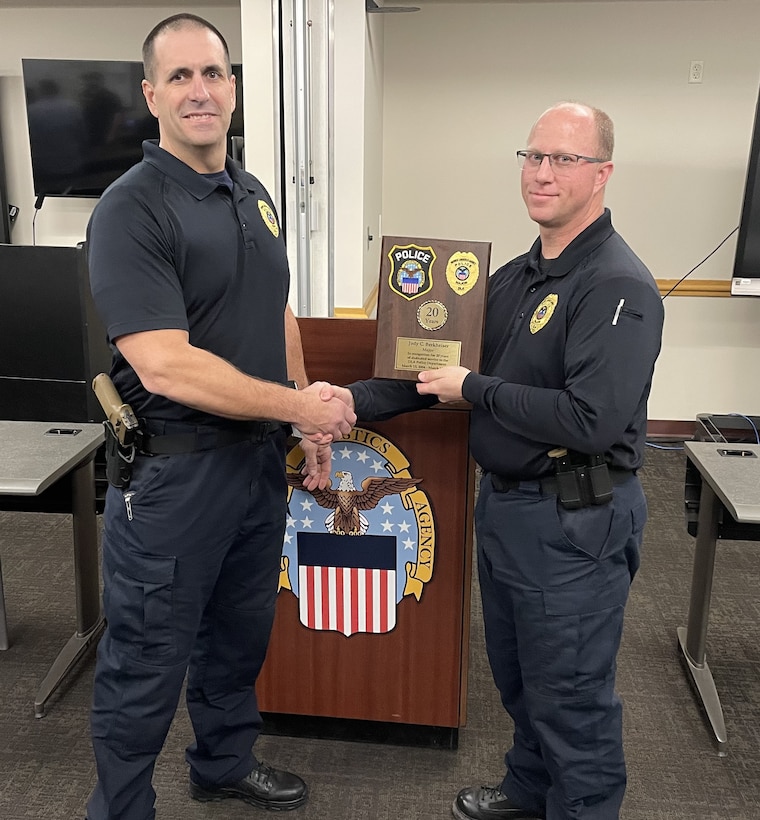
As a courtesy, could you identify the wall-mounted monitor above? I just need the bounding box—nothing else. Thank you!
[733,86,760,279]
[21,58,244,199]
[0,127,11,243]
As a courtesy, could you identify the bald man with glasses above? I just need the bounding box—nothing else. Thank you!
[327,101,664,820]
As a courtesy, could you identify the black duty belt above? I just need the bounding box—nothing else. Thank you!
[137,421,286,456]
[490,469,634,495]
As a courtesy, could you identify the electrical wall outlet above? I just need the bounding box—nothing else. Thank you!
[689,60,704,84]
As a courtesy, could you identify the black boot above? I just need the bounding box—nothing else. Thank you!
[190,761,308,811]
[452,786,545,820]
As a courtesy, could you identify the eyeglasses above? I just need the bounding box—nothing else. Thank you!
[516,150,605,174]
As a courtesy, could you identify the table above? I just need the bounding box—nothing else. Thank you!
[677,440,760,755]
[0,420,105,716]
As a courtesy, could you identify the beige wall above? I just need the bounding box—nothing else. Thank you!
[380,0,760,421]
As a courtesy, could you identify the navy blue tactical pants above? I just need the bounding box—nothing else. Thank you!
[475,472,647,820]
[86,431,287,820]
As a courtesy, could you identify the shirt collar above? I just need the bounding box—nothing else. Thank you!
[141,140,257,200]
[526,208,615,279]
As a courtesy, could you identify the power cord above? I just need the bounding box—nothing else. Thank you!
[31,195,44,246]
[660,226,738,300]
[645,440,685,451]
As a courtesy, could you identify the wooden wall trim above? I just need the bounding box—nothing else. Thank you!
[333,284,378,320]
[657,279,730,297]
[647,420,696,440]
[332,307,370,319]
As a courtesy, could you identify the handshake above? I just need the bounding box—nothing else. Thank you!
[293,365,471,446]
[290,366,471,489]
[291,382,357,447]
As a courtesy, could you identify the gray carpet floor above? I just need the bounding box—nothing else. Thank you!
[1,445,759,819]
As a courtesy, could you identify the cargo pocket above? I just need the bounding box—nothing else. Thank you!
[535,592,626,696]
[108,554,177,662]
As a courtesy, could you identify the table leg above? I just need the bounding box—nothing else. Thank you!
[34,455,105,717]
[0,557,8,650]
[677,477,727,754]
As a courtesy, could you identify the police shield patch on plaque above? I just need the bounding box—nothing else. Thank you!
[387,244,436,301]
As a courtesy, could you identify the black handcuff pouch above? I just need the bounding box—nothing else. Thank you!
[554,452,613,509]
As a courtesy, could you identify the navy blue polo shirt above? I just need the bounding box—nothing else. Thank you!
[87,140,290,426]
[348,210,664,477]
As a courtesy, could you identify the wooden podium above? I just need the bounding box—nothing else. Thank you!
[256,318,475,737]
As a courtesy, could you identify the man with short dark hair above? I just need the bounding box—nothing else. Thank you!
[85,13,355,820]
[329,102,664,820]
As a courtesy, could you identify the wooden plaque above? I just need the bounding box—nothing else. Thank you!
[373,236,491,379]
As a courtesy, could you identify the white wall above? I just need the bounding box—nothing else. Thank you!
[332,0,372,311]
[380,0,760,421]
[240,0,277,197]
[0,5,242,247]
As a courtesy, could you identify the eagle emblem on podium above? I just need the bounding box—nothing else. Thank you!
[286,470,421,536]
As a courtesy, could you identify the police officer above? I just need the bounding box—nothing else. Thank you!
[328,102,664,819]
[85,14,355,820]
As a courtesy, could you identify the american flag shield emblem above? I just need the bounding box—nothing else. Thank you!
[401,271,421,294]
[387,244,435,301]
[297,533,397,636]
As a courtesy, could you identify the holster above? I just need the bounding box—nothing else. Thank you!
[103,421,136,489]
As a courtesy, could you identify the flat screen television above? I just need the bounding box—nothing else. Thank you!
[22,58,244,199]
[733,86,760,278]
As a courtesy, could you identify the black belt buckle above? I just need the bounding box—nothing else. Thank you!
[251,421,273,444]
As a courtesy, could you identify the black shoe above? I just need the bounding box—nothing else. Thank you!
[189,761,308,811]
[452,786,545,820]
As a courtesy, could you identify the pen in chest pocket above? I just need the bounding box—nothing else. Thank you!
[611,298,625,326]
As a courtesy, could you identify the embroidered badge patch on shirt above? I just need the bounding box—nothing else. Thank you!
[530,293,558,334]
[258,200,279,238]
